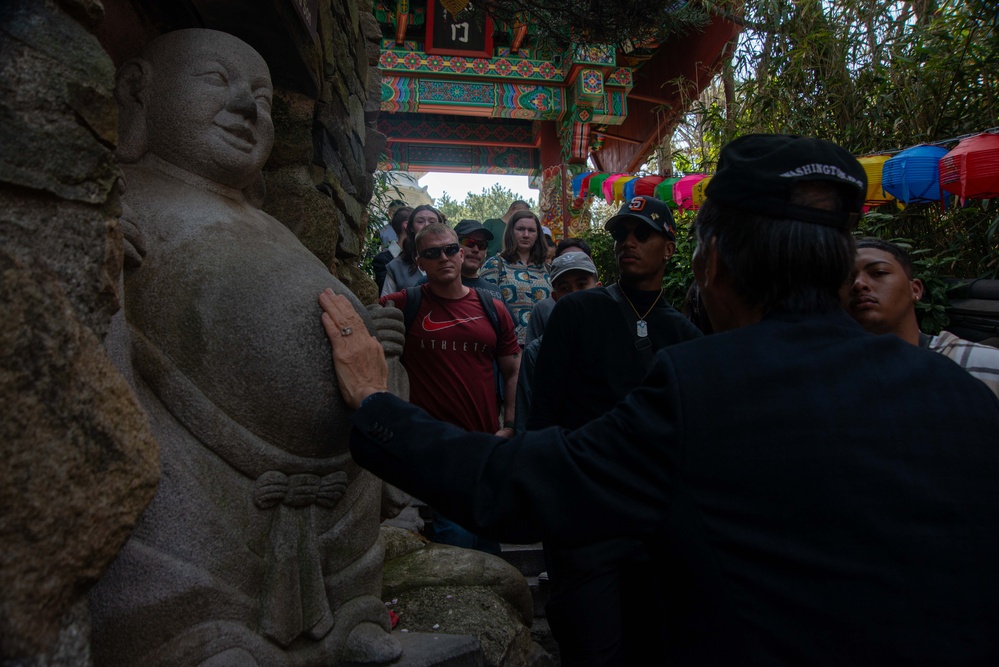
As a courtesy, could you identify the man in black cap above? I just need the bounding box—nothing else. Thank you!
[453,219,504,302]
[320,134,999,665]
[527,196,701,665]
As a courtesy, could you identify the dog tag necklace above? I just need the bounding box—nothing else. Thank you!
[621,287,664,338]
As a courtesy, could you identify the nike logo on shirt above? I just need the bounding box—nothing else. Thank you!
[422,312,483,331]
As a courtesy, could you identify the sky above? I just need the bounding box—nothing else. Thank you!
[418,172,539,205]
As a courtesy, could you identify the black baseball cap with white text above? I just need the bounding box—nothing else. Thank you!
[704,134,867,229]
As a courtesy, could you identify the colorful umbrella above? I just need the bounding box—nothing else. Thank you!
[673,174,708,210]
[633,175,665,197]
[882,145,949,204]
[856,155,896,206]
[587,173,611,197]
[612,176,637,204]
[939,133,999,200]
[654,177,682,208]
[571,171,593,198]
[691,175,713,210]
[602,174,627,204]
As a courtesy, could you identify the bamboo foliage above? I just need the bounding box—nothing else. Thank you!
[719,0,998,152]
[480,0,713,47]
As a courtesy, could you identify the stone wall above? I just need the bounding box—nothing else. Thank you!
[0,0,160,663]
[264,0,385,305]
[0,0,385,662]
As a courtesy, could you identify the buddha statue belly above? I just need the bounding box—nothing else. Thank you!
[124,161,358,460]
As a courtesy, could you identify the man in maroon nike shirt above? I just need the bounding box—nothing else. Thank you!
[380,222,520,553]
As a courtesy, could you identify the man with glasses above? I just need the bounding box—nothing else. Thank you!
[380,222,520,554]
[527,195,702,665]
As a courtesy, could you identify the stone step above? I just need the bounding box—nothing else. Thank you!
[529,617,560,665]
[342,632,483,667]
[525,573,552,619]
[499,542,546,577]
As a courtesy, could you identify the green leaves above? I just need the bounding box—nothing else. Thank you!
[434,184,536,223]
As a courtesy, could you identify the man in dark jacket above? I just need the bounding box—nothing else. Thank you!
[320,134,999,665]
[529,196,701,666]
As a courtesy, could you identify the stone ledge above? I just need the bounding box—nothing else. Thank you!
[342,632,482,667]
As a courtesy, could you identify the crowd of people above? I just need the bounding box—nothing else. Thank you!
[354,134,999,666]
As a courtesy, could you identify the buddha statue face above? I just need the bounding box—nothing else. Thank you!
[136,30,274,190]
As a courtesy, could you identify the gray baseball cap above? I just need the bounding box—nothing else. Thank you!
[550,252,598,281]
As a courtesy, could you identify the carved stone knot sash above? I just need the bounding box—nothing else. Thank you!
[129,329,358,647]
[253,471,348,509]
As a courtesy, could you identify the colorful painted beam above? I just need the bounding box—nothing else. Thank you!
[379,142,540,175]
[379,113,538,148]
[382,75,574,121]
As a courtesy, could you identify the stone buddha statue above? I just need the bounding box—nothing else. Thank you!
[89,29,404,666]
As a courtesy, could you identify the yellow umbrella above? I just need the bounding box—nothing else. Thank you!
[691,175,713,209]
[857,155,896,206]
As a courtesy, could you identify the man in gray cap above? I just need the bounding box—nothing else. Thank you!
[513,251,602,434]
[321,134,999,665]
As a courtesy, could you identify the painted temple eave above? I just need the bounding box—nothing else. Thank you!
[376,11,739,176]
[592,14,741,174]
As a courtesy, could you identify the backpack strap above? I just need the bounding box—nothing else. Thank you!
[606,284,654,366]
[472,287,502,341]
[403,285,422,333]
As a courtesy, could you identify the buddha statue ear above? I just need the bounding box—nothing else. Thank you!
[115,58,152,164]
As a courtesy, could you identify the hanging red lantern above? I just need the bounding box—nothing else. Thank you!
[939,133,999,200]
[633,175,665,197]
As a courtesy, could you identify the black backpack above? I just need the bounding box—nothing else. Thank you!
[402,286,502,340]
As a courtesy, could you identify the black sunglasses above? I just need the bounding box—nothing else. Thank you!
[459,238,488,251]
[419,243,461,260]
[609,223,655,243]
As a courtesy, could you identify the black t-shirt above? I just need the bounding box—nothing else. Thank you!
[529,284,702,431]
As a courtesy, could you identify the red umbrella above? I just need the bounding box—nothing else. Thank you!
[633,175,665,197]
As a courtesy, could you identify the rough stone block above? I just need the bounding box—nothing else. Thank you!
[381,530,552,667]
[364,128,388,174]
[333,260,379,306]
[263,166,339,268]
[358,632,482,667]
[268,90,318,168]
[0,250,159,659]
[0,0,119,205]
[0,188,123,342]
[365,68,383,121]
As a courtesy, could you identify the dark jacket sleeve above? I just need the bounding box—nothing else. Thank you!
[514,337,542,433]
[350,357,682,545]
[527,297,579,430]
[525,298,554,346]
[372,251,391,293]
